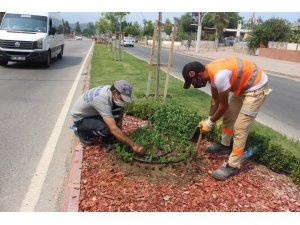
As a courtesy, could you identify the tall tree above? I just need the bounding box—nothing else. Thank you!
[102,12,129,33]
[143,19,154,37]
[206,12,230,42]
[246,17,292,49]
[83,22,96,36]
[63,20,71,34]
[176,13,197,41]
[75,22,81,34]
[164,18,172,36]
[123,22,141,37]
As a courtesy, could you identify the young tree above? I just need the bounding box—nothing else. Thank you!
[95,16,111,34]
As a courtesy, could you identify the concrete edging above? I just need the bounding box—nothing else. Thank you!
[61,41,94,212]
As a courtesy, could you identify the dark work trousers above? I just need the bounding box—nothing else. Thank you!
[74,107,123,144]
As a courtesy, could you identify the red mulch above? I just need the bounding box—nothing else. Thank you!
[79,115,300,212]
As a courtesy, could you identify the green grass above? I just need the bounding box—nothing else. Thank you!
[90,44,300,159]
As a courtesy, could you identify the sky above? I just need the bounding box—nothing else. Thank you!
[61,12,300,25]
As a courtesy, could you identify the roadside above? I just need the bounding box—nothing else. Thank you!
[176,46,300,81]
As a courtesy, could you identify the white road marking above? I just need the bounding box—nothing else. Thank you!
[19,43,94,211]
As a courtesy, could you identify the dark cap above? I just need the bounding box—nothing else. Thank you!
[182,61,205,89]
[114,80,132,103]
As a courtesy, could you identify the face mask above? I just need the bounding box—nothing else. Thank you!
[113,93,125,107]
[193,76,207,88]
[113,98,125,107]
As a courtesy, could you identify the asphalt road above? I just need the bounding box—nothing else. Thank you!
[0,39,92,211]
[125,44,300,140]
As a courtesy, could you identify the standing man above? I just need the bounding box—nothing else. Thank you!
[71,80,144,154]
[182,58,272,180]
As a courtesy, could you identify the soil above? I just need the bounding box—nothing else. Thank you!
[79,115,300,212]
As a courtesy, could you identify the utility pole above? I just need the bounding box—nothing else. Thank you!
[155,12,162,97]
[195,12,208,53]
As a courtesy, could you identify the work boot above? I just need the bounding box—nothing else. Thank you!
[212,163,239,181]
[78,135,94,147]
[205,142,231,154]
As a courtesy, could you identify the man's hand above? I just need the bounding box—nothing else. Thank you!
[199,118,215,134]
[132,143,145,155]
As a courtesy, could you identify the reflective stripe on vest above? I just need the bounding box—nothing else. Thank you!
[231,58,244,92]
[207,58,262,95]
[242,63,258,91]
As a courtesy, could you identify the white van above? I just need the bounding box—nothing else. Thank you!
[0,12,64,67]
[123,37,134,47]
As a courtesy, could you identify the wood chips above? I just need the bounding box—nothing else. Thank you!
[79,115,300,212]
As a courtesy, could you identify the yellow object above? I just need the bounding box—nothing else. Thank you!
[199,120,212,134]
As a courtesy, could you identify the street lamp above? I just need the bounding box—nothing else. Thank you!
[196,12,208,53]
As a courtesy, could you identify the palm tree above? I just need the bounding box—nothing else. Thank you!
[207,12,230,43]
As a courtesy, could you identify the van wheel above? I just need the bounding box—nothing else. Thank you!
[0,61,8,67]
[44,51,51,67]
[57,46,63,59]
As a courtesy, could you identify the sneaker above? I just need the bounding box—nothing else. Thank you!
[212,163,239,181]
[102,136,116,151]
[205,142,231,154]
[78,135,93,147]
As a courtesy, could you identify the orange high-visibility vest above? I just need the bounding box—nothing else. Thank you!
[206,57,262,95]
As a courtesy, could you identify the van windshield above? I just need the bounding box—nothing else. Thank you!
[0,13,47,33]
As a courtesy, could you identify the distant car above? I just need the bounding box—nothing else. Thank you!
[224,36,235,46]
[123,37,134,47]
[75,36,82,40]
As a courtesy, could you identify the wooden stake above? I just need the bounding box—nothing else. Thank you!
[163,25,176,99]
[146,21,157,97]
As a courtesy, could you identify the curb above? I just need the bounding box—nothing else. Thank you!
[61,42,94,212]
[61,139,83,212]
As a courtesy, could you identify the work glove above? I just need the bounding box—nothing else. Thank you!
[199,117,215,134]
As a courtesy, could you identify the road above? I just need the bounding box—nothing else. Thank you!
[125,44,300,141]
[0,39,92,211]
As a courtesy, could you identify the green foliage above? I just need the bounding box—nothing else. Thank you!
[150,103,201,140]
[164,18,173,36]
[63,20,71,34]
[75,21,81,34]
[123,21,141,37]
[125,98,165,120]
[95,17,111,34]
[246,18,292,49]
[290,26,300,43]
[82,22,96,36]
[245,132,300,184]
[143,19,154,37]
[100,12,129,33]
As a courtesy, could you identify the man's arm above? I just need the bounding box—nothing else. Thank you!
[210,88,230,123]
[209,86,219,116]
[102,116,144,154]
